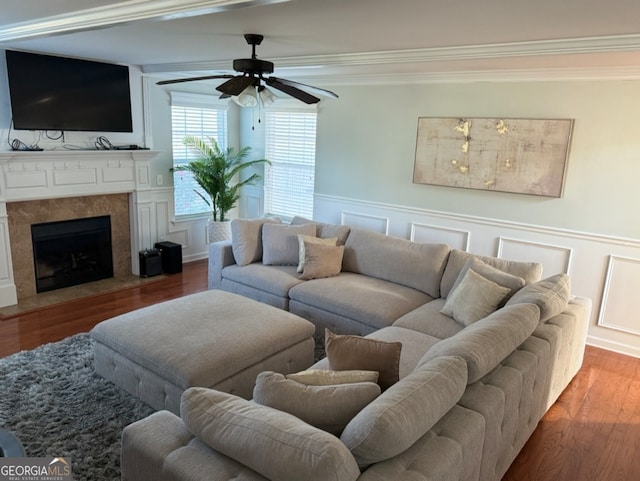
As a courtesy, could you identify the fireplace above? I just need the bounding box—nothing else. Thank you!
[31,216,114,293]
[0,149,157,307]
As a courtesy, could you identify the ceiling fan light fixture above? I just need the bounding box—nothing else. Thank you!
[232,85,258,108]
[158,34,338,105]
[259,87,277,107]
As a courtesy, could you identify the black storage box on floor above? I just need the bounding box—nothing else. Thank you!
[154,241,183,274]
[139,249,162,277]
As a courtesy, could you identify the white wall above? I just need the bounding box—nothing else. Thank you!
[314,79,640,358]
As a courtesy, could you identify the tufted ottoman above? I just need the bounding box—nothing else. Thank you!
[90,290,315,415]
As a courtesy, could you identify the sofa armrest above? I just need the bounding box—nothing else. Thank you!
[208,240,235,289]
[121,410,269,481]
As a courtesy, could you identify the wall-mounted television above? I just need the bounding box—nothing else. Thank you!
[5,50,133,133]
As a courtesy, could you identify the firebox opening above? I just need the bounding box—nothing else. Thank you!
[31,215,114,293]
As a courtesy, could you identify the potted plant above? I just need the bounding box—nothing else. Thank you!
[172,135,269,242]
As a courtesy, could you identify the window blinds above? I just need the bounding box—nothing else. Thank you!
[264,108,317,220]
[170,92,227,217]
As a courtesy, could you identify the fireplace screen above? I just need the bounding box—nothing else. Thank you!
[31,215,114,293]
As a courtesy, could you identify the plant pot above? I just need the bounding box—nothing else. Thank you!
[207,219,231,244]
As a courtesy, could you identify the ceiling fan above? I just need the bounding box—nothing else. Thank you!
[157,34,338,105]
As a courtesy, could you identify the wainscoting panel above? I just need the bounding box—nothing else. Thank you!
[497,237,573,276]
[144,188,208,263]
[411,222,470,251]
[598,255,640,336]
[341,211,389,234]
[242,191,263,220]
[315,193,640,358]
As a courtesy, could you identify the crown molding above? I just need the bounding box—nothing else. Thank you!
[147,66,640,86]
[142,33,640,75]
[294,66,640,86]
[0,0,290,42]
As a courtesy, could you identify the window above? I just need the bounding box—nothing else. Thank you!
[170,92,227,217]
[264,104,317,220]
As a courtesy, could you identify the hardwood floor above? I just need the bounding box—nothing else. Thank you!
[1,258,638,481]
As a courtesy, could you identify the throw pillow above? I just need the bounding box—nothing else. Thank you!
[253,371,381,436]
[230,217,282,266]
[440,249,543,298]
[506,273,571,322]
[325,329,402,390]
[290,216,351,245]
[299,242,345,280]
[297,234,339,273]
[262,223,316,265]
[181,387,360,481]
[449,257,526,305]
[440,268,512,326]
[286,369,379,385]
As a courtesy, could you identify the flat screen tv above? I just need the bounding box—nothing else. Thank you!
[5,50,133,132]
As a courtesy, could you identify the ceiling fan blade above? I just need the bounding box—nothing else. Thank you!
[266,78,320,104]
[269,76,338,99]
[156,74,235,85]
[216,76,256,96]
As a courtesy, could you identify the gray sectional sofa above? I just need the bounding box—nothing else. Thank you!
[122,216,592,481]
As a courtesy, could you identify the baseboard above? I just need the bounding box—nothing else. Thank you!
[587,335,640,359]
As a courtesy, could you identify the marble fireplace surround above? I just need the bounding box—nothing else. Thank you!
[0,150,159,308]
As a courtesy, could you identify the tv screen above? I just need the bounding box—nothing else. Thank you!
[5,50,133,132]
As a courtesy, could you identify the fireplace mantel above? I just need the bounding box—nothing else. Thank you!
[0,149,161,307]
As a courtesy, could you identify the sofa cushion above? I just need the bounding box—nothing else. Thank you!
[253,371,381,435]
[297,234,338,273]
[299,242,344,280]
[289,272,432,331]
[325,329,402,390]
[393,299,464,339]
[222,264,303,297]
[262,223,316,265]
[441,268,512,326]
[506,273,571,322]
[342,228,450,298]
[181,388,361,481]
[440,249,543,298]
[286,369,379,385]
[231,217,282,266]
[290,216,351,245]
[365,326,441,379]
[340,356,467,469]
[450,257,526,304]
[418,303,540,383]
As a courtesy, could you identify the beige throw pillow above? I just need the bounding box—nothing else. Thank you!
[299,242,344,280]
[253,371,381,436]
[440,268,512,326]
[286,369,379,386]
[297,235,339,273]
[325,329,402,390]
[262,223,316,265]
[450,257,526,305]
